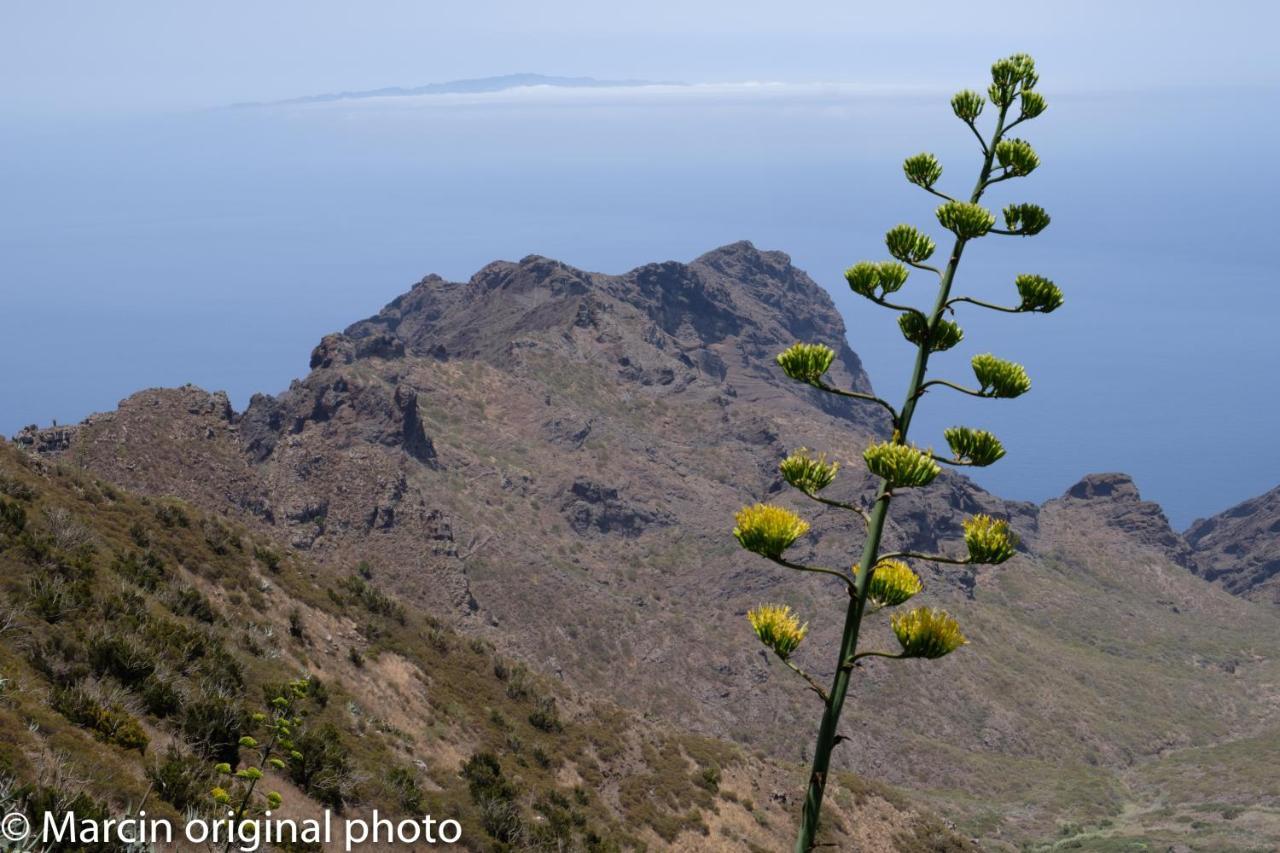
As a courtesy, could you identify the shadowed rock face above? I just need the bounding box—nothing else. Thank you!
[1185,485,1280,603]
[12,241,1280,845]
[1053,472,1193,566]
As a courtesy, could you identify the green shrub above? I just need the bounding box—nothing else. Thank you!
[288,723,353,808]
[141,676,183,718]
[463,751,515,804]
[254,544,282,572]
[128,521,150,548]
[386,765,424,813]
[0,498,27,541]
[181,693,246,764]
[201,518,239,555]
[0,474,36,501]
[110,550,167,590]
[529,696,564,733]
[168,585,217,623]
[88,635,156,687]
[338,576,405,624]
[148,745,213,811]
[27,576,89,623]
[50,685,149,752]
[154,503,190,528]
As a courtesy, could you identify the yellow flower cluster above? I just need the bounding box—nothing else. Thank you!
[891,607,967,659]
[963,514,1018,564]
[747,604,810,660]
[863,441,941,489]
[733,504,809,559]
[867,560,923,608]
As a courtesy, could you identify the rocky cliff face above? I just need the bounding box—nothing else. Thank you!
[14,242,1280,847]
[1185,485,1280,604]
[1050,472,1194,565]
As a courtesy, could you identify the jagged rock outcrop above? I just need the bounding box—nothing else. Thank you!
[1052,472,1193,566]
[1185,485,1280,604]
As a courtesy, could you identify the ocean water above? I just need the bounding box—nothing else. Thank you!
[1,83,1275,528]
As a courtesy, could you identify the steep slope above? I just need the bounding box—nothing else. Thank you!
[0,444,969,852]
[13,242,1280,847]
[1185,484,1280,605]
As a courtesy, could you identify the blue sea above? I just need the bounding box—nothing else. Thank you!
[2,82,1275,527]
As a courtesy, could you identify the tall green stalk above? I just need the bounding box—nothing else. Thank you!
[732,54,1060,852]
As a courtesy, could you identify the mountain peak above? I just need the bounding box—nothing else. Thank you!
[1064,472,1142,502]
[1054,472,1191,564]
[342,244,878,407]
[1184,484,1280,602]
[695,238,785,264]
[467,254,593,295]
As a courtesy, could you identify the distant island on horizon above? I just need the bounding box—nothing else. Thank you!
[231,73,684,108]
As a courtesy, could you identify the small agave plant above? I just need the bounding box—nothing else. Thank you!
[732,53,1060,851]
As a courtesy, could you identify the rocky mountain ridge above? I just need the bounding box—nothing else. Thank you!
[1185,484,1280,604]
[12,241,1280,848]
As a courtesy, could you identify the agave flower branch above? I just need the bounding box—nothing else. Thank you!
[780,449,873,524]
[731,54,1060,852]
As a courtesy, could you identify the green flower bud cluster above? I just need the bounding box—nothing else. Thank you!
[845,261,909,299]
[863,441,941,489]
[891,607,967,659]
[995,138,1040,176]
[971,354,1031,398]
[936,200,996,239]
[1002,203,1051,235]
[779,449,839,495]
[866,559,923,608]
[734,504,809,559]
[1020,90,1047,120]
[943,426,1006,466]
[899,312,964,353]
[963,514,1019,563]
[885,225,936,264]
[1015,274,1064,313]
[951,89,985,122]
[777,342,835,384]
[903,152,943,189]
[988,53,1038,107]
[748,603,809,660]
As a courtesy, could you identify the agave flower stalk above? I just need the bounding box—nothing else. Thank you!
[731,54,1061,851]
[213,678,310,852]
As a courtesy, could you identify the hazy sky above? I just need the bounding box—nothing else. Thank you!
[3,1,1277,114]
[2,2,1278,527]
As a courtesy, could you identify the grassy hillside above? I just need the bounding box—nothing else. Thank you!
[0,444,970,852]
